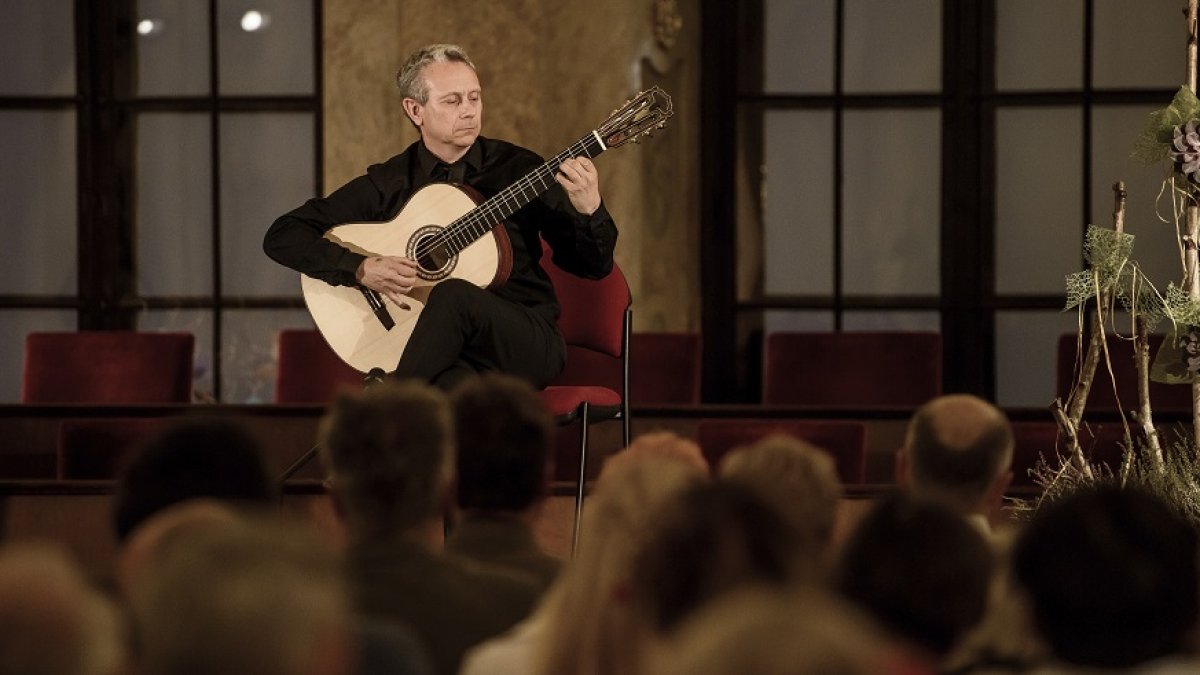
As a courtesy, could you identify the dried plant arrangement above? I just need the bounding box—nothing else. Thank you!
[1012,0,1200,522]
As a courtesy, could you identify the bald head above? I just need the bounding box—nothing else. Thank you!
[901,394,1014,514]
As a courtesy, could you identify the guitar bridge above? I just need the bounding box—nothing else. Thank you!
[359,288,395,330]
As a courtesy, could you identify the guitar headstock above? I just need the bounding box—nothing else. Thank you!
[597,86,674,148]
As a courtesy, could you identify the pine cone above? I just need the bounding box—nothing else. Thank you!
[1170,119,1200,179]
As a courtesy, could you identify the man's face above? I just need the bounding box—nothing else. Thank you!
[407,60,482,155]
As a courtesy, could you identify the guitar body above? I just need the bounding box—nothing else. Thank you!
[301,183,512,373]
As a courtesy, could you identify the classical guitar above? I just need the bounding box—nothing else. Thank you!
[301,87,673,373]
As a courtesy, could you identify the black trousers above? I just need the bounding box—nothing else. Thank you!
[393,278,566,391]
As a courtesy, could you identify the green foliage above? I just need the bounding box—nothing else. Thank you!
[1133,85,1200,165]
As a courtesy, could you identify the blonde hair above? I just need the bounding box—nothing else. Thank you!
[534,440,709,675]
[719,433,842,559]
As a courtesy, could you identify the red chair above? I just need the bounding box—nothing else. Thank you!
[1056,333,1191,414]
[1010,420,1127,487]
[22,331,194,404]
[274,329,364,404]
[695,419,868,484]
[763,331,942,407]
[630,332,701,405]
[537,243,631,552]
[57,417,168,479]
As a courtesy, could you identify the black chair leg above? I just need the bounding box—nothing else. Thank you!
[571,402,590,556]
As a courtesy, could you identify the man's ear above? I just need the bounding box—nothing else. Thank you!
[402,98,423,127]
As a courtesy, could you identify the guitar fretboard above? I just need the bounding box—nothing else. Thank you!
[419,133,608,259]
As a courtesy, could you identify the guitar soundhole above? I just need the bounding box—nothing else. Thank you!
[407,226,456,281]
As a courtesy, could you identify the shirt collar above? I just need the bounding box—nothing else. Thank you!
[416,140,484,178]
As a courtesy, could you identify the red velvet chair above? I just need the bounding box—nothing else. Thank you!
[1056,333,1191,414]
[763,331,942,407]
[1010,420,1128,487]
[630,332,701,405]
[695,419,868,484]
[274,329,365,404]
[537,243,631,552]
[22,331,194,404]
[56,417,167,479]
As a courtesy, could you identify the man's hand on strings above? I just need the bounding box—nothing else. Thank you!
[556,157,601,215]
[357,256,419,309]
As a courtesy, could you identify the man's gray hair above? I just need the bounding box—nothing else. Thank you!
[395,43,476,104]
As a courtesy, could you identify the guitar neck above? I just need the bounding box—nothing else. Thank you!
[444,132,608,256]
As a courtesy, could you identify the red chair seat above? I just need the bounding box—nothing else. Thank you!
[696,419,868,484]
[540,386,623,415]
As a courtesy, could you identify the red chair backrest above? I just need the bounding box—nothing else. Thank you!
[763,331,942,407]
[274,329,364,404]
[630,332,701,405]
[1056,333,1191,413]
[541,242,631,358]
[696,419,868,484]
[22,331,194,404]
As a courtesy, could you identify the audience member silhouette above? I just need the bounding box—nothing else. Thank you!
[461,432,710,675]
[631,480,806,634]
[836,493,994,667]
[127,517,354,675]
[446,374,560,590]
[718,433,841,577]
[0,544,124,675]
[319,380,539,675]
[896,394,1014,535]
[111,415,276,542]
[1012,485,1199,671]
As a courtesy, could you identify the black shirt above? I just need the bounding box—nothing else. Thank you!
[263,136,618,322]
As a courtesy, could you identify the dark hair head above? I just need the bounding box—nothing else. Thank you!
[1012,485,1199,668]
[632,480,803,633]
[835,493,994,657]
[450,374,552,512]
[318,380,453,537]
[113,415,275,542]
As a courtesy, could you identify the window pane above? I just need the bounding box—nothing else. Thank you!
[137,113,214,296]
[0,111,77,295]
[220,113,315,296]
[138,309,212,401]
[135,0,211,96]
[996,107,1083,295]
[763,311,835,335]
[1090,106,1180,291]
[996,0,1082,91]
[764,0,835,94]
[842,109,941,295]
[217,0,314,95]
[996,310,1079,407]
[842,311,939,332]
[764,110,834,295]
[843,0,941,93]
[0,0,75,95]
[222,309,314,404]
[0,310,77,403]
[1093,0,1182,89]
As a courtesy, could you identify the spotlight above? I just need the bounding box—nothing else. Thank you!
[240,10,270,32]
[136,19,164,36]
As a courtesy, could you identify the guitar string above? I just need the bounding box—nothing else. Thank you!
[409,134,602,262]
